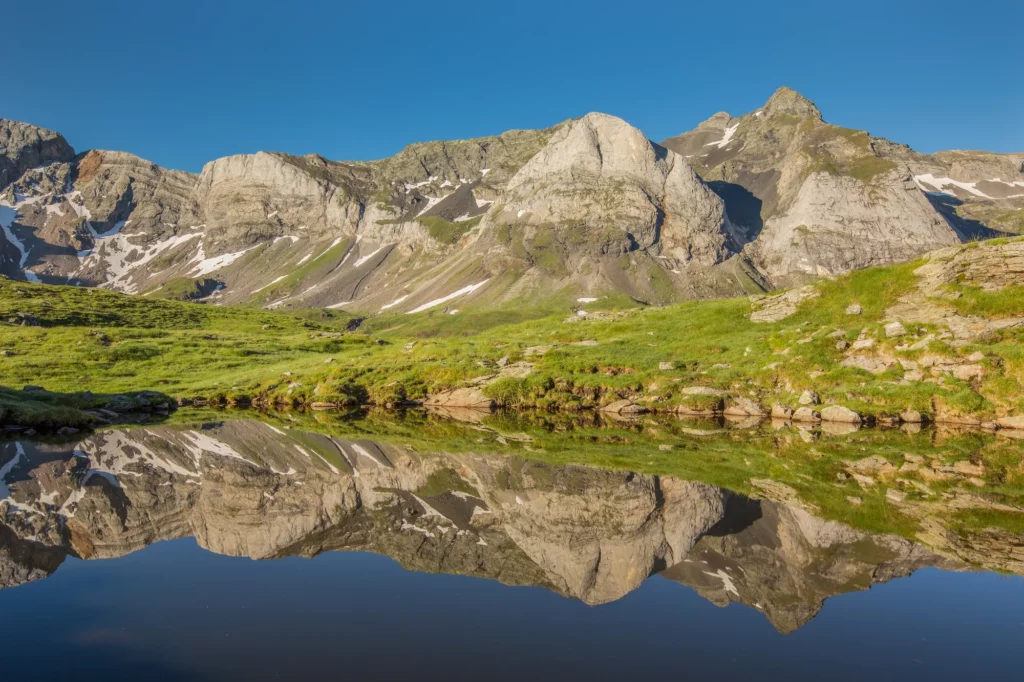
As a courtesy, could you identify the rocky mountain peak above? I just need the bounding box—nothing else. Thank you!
[0,119,75,188]
[762,86,822,121]
[695,111,733,132]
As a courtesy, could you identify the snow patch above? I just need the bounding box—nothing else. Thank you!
[576,297,598,304]
[252,275,287,293]
[353,245,387,268]
[190,244,259,277]
[914,173,1024,199]
[705,122,739,149]
[406,279,490,314]
[704,569,739,596]
[381,294,409,311]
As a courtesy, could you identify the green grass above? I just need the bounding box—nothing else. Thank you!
[2,241,1022,423]
[947,284,1024,318]
[417,216,482,244]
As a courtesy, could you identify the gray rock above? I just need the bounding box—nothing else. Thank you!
[798,390,819,406]
[821,405,862,424]
[884,321,907,338]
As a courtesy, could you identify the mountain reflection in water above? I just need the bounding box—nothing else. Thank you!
[3,415,1021,638]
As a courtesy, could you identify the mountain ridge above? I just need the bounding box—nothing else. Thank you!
[3,87,1021,316]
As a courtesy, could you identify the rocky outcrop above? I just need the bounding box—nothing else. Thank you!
[0,119,75,188]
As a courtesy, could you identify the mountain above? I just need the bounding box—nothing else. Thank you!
[662,87,1024,286]
[2,88,1021,314]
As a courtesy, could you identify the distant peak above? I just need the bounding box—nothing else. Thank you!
[763,86,822,121]
[696,111,733,131]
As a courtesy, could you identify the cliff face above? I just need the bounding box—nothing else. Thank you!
[0,421,974,631]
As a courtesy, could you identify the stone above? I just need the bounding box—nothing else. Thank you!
[851,337,875,350]
[952,461,985,477]
[851,473,875,488]
[846,496,863,506]
[771,404,793,419]
[749,285,820,323]
[724,397,765,417]
[680,386,727,396]
[845,304,863,316]
[423,387,495,410]
[599,399,648,415]
[884,321,907,338]
[798,390,819,406]
[659,361,675,371]
[885,488,906,503]
[847,455,896,477]
[997,416,1024,430]
[821,405,861,424]
[967,351,985,362]
[900,409,924,423]
[792,407,821,423]
[835,340,849,351]
[952,364,983,381]
[841,355,892,374]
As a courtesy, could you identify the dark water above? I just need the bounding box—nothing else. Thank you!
[1,415,1023,681]
[1,540,1022,682]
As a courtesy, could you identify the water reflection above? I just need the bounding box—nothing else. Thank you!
[3,416,1020,633]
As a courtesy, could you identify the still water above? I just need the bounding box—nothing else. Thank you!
[1,414,1022,681]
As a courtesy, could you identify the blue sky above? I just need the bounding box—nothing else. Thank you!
[3,0,1021,173]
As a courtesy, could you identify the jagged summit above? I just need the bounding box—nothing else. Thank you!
[762,86,822,120]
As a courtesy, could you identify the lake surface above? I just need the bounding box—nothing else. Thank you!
[2,413,1023,681]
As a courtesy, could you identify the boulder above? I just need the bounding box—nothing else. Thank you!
[884,321,907,338]
[423,387,495,410]
[771,404,793,420]
[792,407,821,423]
[900,409,924,424]
[724,397,765,417]
[798,390,819,406]
[599,399,648,415]
[845,304,863,315]
[821,405,861,424]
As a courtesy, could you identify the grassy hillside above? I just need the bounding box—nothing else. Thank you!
[1,238,1023,426]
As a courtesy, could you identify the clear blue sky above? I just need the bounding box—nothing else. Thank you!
[3,0,1021,173]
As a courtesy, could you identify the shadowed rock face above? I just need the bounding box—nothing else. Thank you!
[0,420,985,630]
